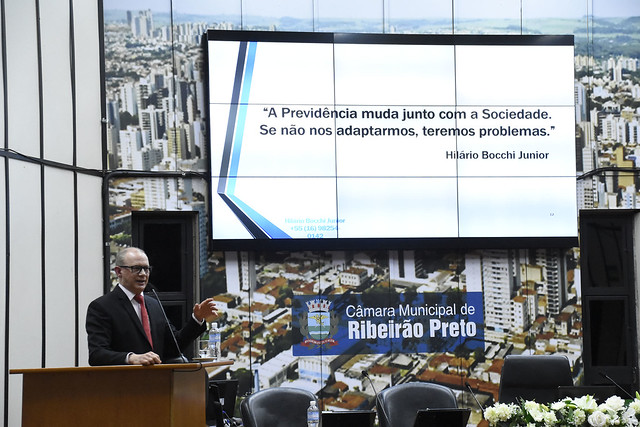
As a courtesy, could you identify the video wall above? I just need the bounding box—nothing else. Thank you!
[103,1,640,423]
[207,32,578,249]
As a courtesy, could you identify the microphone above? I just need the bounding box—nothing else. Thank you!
[362,370,379,402]
[599,371,634,399]
[147,285,188,363]
[465,381,485,415]
[363,369,387,421]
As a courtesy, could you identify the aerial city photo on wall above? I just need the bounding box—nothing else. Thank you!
[102,0,640,423]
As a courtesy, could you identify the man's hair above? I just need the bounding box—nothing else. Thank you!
[115,247,146,266]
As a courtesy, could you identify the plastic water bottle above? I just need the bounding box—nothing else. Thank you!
[208,322,221,360]
[307,400,319,427]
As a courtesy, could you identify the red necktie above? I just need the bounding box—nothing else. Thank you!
[134,294,153,348]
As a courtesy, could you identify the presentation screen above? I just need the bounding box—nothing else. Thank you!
[206,31,577,250]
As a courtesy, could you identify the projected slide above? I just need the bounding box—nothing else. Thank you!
[207,32,577,246]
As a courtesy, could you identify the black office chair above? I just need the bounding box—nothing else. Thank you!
[498,354,573,404]
[241,387,316,427]
[376,382,458,427]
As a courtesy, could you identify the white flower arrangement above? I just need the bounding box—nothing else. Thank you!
[484,393,640,426]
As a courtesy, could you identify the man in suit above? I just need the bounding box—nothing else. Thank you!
[86,247,218,366]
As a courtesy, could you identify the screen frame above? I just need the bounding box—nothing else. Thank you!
[204,30,578,251]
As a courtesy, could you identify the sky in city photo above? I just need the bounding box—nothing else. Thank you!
[103,0,639,19]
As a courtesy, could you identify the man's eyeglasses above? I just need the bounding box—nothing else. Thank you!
[118,265,153,274]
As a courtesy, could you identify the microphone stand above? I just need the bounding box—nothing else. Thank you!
[600,371,634,400]
[465,382,485,416]
[362,370,379,399]
[149,287,188,363]
[362,369,380,416]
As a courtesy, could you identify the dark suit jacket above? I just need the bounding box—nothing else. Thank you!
[86,285,207,366]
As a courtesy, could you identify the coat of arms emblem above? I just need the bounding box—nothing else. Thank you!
[299,298,339,349]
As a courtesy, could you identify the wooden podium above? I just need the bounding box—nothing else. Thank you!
[11,361,232,427]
